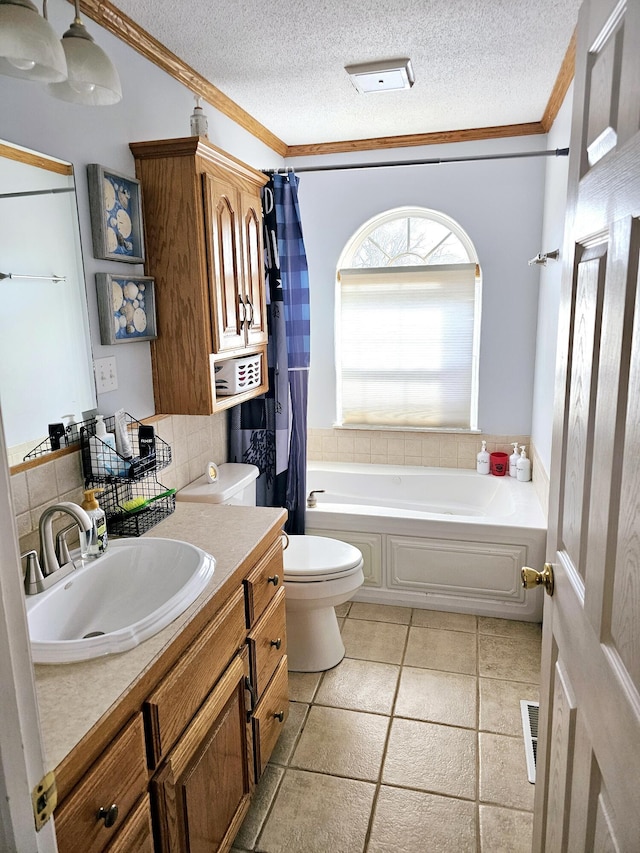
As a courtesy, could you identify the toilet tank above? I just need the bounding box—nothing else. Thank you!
[176,463,259,506]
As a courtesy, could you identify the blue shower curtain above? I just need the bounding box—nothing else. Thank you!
[229,172,310,534]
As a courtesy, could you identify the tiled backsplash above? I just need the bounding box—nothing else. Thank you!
[11,413,228,556]
[308,428,532,470]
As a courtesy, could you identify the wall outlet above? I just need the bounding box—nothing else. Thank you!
[94,356,118,394]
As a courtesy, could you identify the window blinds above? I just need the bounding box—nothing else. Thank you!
[338,263,477,428]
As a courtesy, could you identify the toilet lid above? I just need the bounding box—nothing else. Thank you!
[283,535,363,581]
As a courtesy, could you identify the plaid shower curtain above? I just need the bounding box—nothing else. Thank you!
[229,172,310,533]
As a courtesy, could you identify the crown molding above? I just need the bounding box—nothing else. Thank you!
[76,2,575,157]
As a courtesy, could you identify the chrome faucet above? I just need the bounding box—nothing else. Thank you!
[22,502,93,595]
[306,489,325,508]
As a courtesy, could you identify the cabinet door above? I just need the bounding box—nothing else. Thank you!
[153,649,253,853]
[203,173,244,353]
[240,189,267,347]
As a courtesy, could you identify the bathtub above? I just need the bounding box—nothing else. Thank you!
[305,461,547,621]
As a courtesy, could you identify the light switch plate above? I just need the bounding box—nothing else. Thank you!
[94,356,118,394]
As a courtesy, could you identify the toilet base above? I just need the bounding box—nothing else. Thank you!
[285,604,345,672]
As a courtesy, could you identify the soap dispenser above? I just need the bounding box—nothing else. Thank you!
[509,442,520,477]
[477,440,490,475]
[80,488,108,558]
[516,445,531,482]
[89,414,117,477]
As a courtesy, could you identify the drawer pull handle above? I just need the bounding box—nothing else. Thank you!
[267,574,280,586]
[97,804,119,828]
[270,638,282,650]
[274,711,285,722]
[245,676,257,721]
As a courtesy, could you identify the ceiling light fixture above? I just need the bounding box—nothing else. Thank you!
[48,0,121,105]
[345,59,415,94]
[0,0,66,83]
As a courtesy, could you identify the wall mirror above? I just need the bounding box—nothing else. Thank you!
[0,140,97,470]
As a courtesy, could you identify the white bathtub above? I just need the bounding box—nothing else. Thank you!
[305,461,547,621]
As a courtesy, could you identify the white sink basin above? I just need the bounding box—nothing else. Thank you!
[26,538,215,664]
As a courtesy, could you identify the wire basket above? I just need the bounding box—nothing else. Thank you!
[99,478,176,537]
[80,412,171,484]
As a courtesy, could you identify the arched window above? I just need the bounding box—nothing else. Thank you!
[337,207,481,429]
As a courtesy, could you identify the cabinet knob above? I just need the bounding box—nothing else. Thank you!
[270,638,282,650]
[97,804,119,828]
[274,711,285,723]
[267,574,280,586]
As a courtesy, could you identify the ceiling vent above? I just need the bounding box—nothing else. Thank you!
[345,59,415,94]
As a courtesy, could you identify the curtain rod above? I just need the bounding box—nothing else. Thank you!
[267,147,569,174]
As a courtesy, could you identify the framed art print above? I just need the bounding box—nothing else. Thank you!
[96,273,157,344]
[87,164,145,263]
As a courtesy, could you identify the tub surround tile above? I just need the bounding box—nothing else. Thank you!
[368,786,476,853]
[257,769,375,853]
[480,678,540,737]
[404,626,477,675]
[315,658,400,715]
[479,732,535,811]
[383,718,476,799]
[291,705,389,781]
[394,667,477,729]
[479,635,541,684]
[479,805,534,853]
[341,618,408,664]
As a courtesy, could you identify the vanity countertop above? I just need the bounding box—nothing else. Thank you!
[33,501,287,781]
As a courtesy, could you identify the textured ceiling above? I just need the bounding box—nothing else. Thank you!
[112,0,581,147]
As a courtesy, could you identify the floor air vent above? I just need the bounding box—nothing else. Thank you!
[520,700,539,784]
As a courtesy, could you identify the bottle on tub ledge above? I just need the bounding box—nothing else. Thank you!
[509,442,520,477]
[516,446,532,482]
[476,440,490,475]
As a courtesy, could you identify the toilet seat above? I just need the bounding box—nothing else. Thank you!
[283,535,363,583]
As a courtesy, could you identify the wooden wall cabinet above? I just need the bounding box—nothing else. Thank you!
[130,137,269,415]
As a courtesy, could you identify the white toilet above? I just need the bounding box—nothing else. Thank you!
[283,535,364,672]
[176,463,364,672]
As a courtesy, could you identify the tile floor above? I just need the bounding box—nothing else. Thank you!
[232,602,542,853]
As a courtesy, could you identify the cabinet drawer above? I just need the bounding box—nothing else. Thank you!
[252,655,289,780]
[104,795,154,853]
[247,587,287,699]
[55,715,147,853]
[145,587,247,765]
[244,539,284,626]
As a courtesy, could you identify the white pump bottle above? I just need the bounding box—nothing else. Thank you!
[509,442,519,477]
[516,445,531,482]
[476,440,490,475]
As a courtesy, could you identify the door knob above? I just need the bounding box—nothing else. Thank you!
[521,563,554,596]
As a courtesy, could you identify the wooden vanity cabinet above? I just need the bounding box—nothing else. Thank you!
[129,137,269,416]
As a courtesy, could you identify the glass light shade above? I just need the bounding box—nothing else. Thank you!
[48,25,122,105]
[0,0,67,83]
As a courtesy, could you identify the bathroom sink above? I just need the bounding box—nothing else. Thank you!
[26,538,215,664]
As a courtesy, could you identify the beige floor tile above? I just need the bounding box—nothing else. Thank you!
[291,705,389,781]
[235,764,284,850]
[479,635,541,684]
[404,626,477,675]
[479,732,535,811]
[394,667,477,729]
[256,769,375,853]
[383,718,476,800]
[479,804,534,853]
[269,702,308,766]
[341,618,408,664]
[367,785,476,853]
[348,602,412,624]
[480,678,539,736]
[287,670,322,703]
[411,609,477,633]
[315,658,400,715]
[334,601,351,618]
[478,616,542,641]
